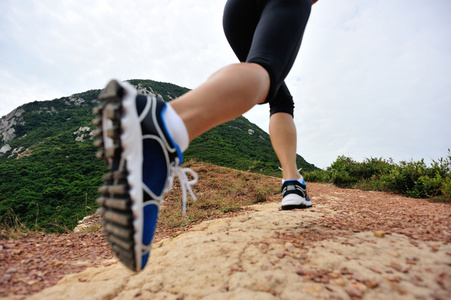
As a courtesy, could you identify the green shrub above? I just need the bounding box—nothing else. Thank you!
[407,174,444,198]
[326,156,356,187]
[305,150,451,201]
[441,176,451,199]
[303,169,330,183]
[330,170,358,187]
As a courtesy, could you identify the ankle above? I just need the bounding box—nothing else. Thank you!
[283,172,302,181]
[163,104,189,152]
[282,175,304,185]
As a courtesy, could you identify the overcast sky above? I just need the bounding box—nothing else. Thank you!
[1,0,450,169]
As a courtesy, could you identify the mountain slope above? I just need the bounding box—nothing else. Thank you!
[0,79,317,232]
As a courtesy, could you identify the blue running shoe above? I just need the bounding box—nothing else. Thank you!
[281,179,312,210]
[93,79,197,271]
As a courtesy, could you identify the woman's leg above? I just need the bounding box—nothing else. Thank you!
[269,83,300,181]
[269,112,301,180]
[172,0,311,148]
[167,0,269,142]
[169,62,270,141]
[221,0,311,183]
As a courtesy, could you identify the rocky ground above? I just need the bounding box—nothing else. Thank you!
[1,183,451,300]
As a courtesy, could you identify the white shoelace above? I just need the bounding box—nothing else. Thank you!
[165,158,198,215]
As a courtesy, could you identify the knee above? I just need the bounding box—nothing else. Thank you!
[269,95,294,117]
[215,63,270,103]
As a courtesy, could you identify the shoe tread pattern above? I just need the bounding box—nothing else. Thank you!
[93,80,137,271]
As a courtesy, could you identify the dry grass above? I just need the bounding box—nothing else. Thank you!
[155,159,282,238]
[0,212,41,240]
[0,160,283,240]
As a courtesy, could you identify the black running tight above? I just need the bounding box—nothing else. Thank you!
[223,0,312,116]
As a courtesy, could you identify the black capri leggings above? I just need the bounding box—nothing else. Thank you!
[223,0,311,117]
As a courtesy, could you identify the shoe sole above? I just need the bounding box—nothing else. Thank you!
[281,195,312,210]
[281,204,312,210]
[93,80,145,271]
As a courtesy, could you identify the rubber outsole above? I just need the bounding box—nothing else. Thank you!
[281,195,312,210]
[281,203,311,210]
[93,80,138,271]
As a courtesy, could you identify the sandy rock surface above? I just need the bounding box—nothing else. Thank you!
[28,186,451,300]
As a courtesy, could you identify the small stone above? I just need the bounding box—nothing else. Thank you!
[340,267,353,275]
[352,273,367,283]
[284,242,296,251]
[389,261,405,273]
[345,286,363,298]
[365,279,379,289]
[14,248,24,255]
[386,275,402,283]
[295,268,306,276]
[405,256,418,265]
[374,231,385,238]
[368,268,382,274]
[414,275,423,282]
[320,276,330,284]
[325,286,334,292]
[355,282,368,292]
[430,245,440,252]
[302,285,322,296]
[26,280,39,286]
[176,294,185,300]
[389,251,400,258]
[334,277,346,286]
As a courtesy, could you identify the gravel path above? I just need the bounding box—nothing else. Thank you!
[2,183,451,300]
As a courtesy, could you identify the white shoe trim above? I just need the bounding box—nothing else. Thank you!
[117,80,143,271]
[281,194,312,207]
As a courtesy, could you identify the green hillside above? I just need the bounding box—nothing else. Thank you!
[0,79,317,233]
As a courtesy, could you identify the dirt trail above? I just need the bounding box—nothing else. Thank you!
[27,184,451,300]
